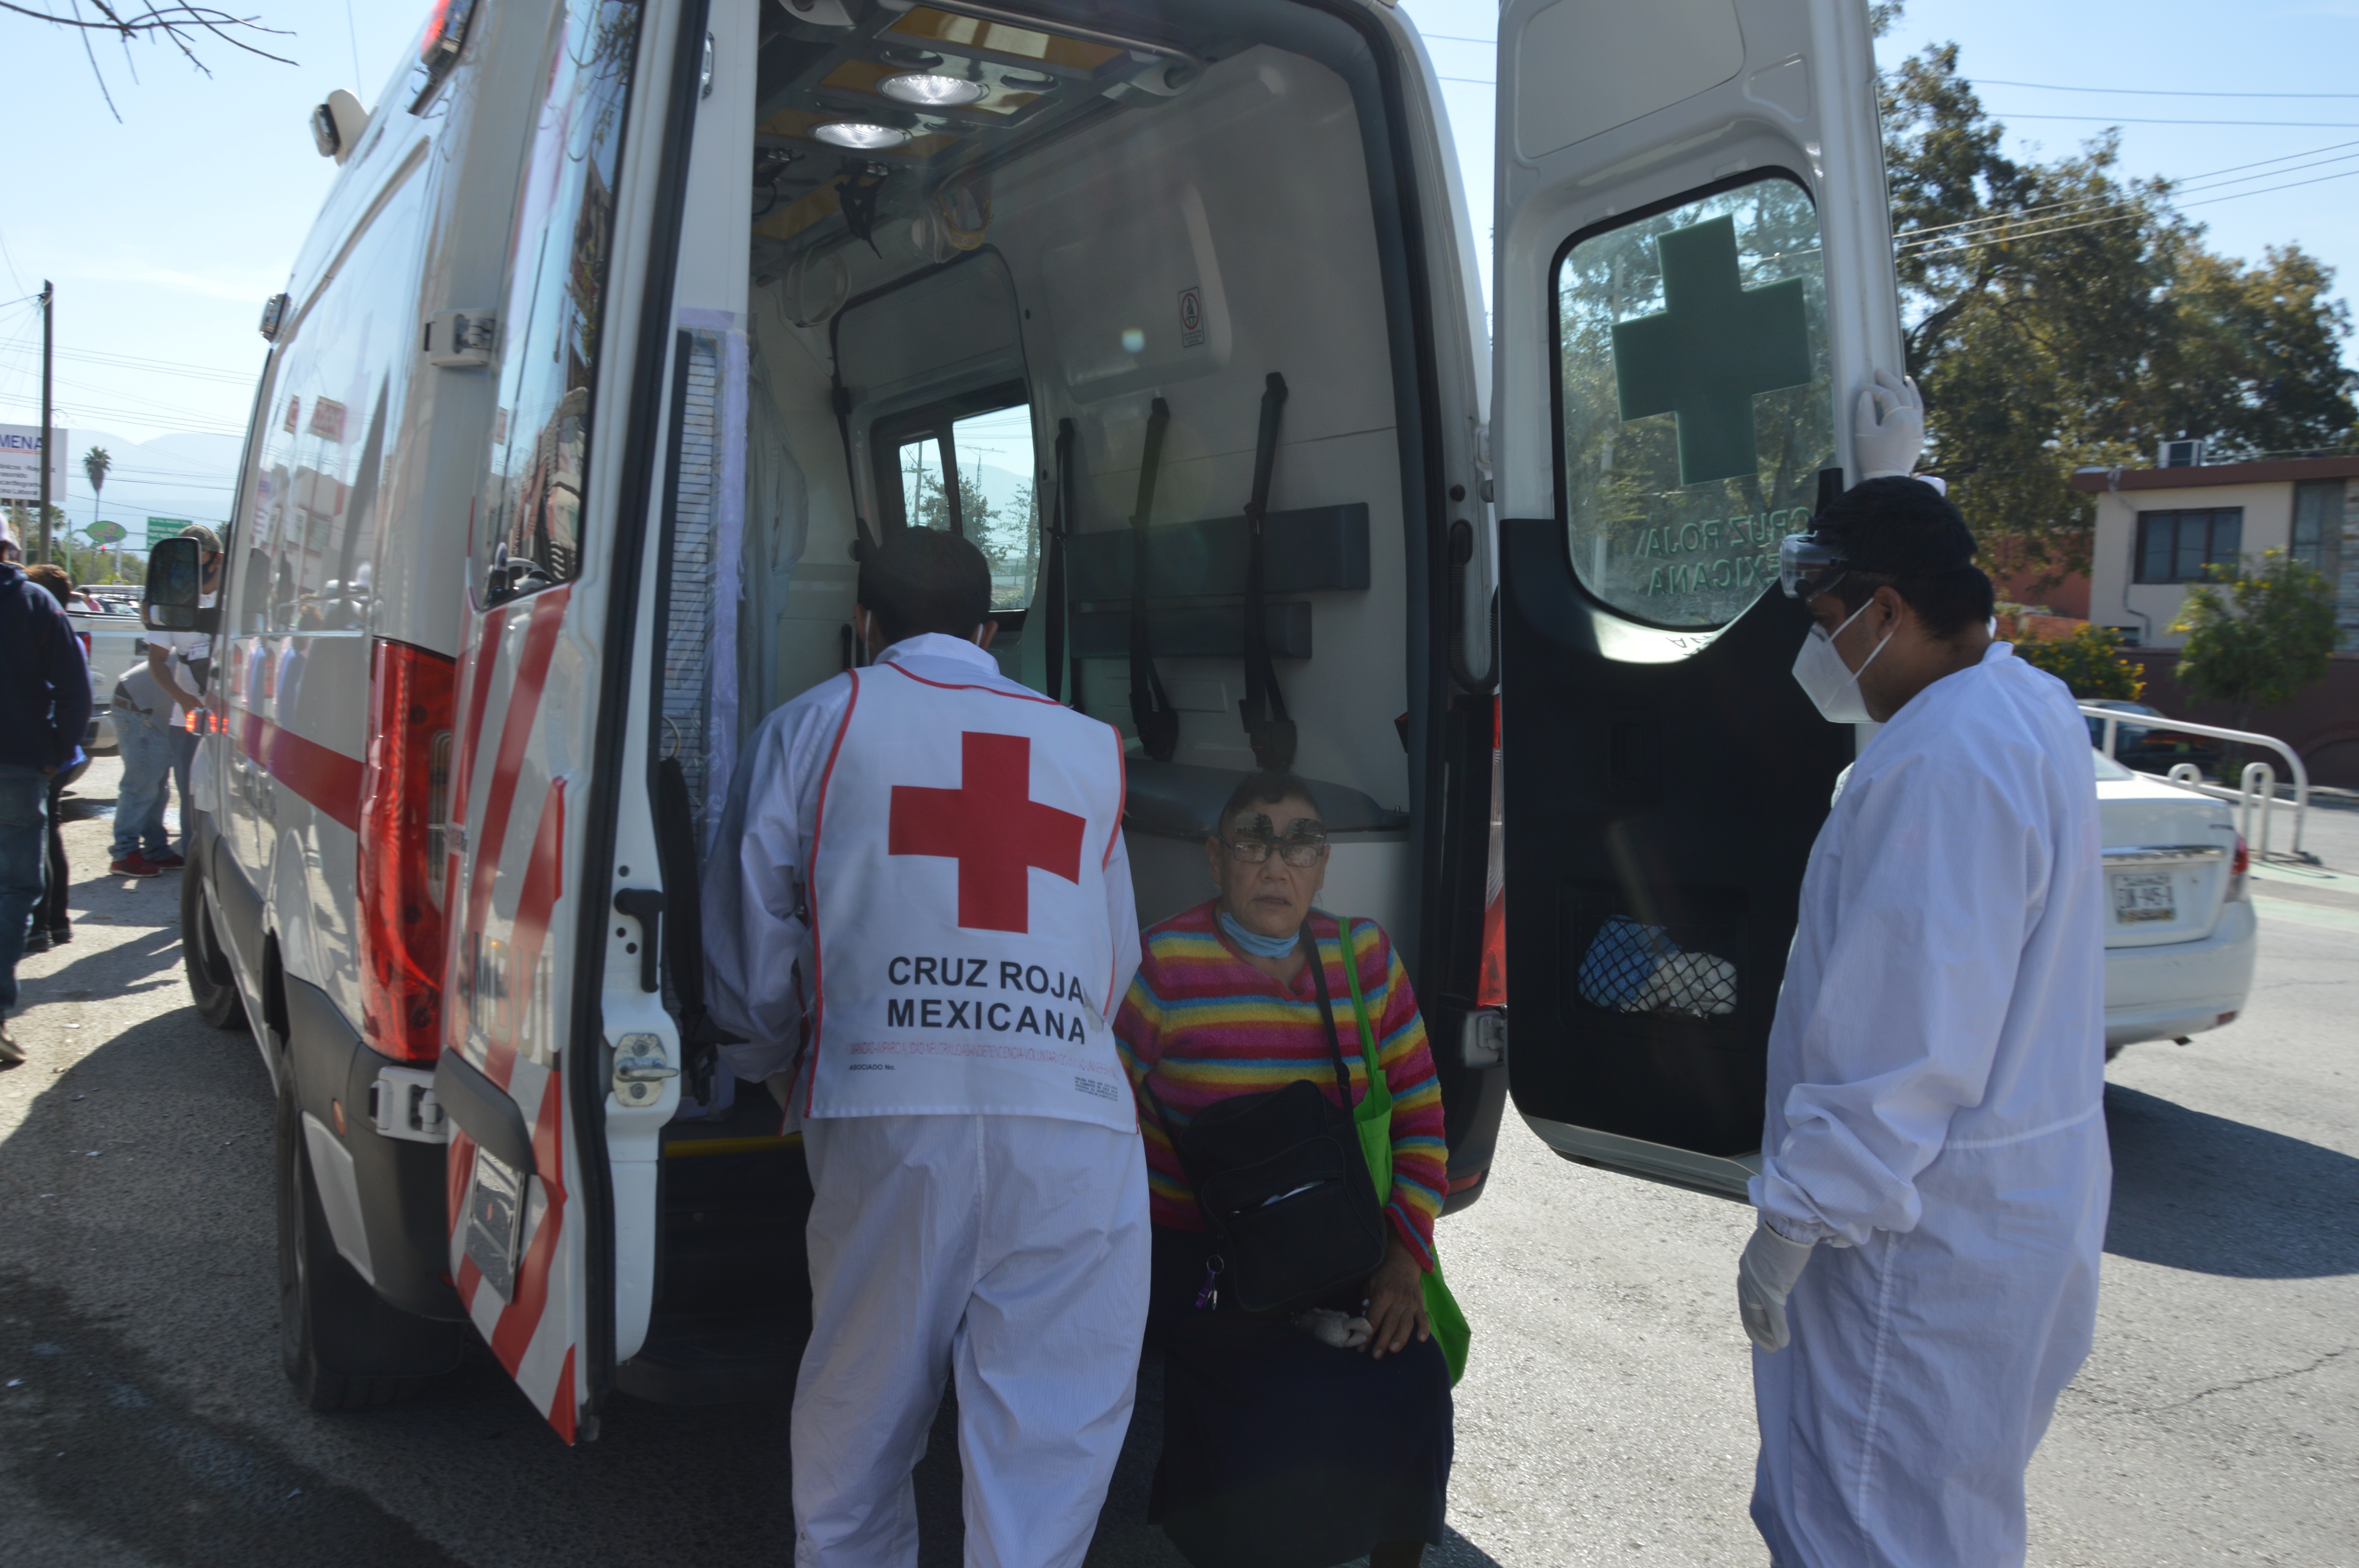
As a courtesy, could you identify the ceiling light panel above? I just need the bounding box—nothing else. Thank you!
[879,71,987,107]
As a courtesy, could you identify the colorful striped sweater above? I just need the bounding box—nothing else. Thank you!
[1113,902,1448,1269]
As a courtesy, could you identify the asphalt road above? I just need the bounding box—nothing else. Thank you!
[3,758,2353,1566]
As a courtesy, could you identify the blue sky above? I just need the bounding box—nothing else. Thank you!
[3,0,2354,529]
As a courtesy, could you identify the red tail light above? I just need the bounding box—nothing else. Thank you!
[2231,836,2250,878]
[77,631,91,658]
[358,639,457,1063]
[1477,695,1507,1010]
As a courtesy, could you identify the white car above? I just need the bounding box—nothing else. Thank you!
[2096,750,2255,1056]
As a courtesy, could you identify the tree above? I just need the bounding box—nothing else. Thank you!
[4,4,293,120]
[1879,33,2358,588]
[2012,624,2145,701]
[83,446,110,539]
[2172,550,2339,737]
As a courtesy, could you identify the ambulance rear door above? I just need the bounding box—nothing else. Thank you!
[433,0,707,1441]
[1489,0,1901,1198]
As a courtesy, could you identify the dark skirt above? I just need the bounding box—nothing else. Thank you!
[1147,1223,1453,1568]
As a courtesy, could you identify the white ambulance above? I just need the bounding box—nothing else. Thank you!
[145,0,1900,1439]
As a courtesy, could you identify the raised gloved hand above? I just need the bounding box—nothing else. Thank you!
[1737,1220,1817,1352]
[1853,368,1925,480]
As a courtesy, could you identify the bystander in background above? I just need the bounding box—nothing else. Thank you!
[109,656,180,879]
[22,563,84,951]
[0,526,93,1063]
[145,523,220,862]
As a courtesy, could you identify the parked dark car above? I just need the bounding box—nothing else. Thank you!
[2083,699,2228,775]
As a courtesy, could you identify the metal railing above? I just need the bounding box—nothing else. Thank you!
[2083,705,2315,864]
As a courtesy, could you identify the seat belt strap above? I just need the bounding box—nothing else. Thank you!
[1128,397,1179,761]
[1239,372,1296,771]
[1047,418,1076,706]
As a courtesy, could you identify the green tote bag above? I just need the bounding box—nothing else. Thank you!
[1334,921,1471,1385]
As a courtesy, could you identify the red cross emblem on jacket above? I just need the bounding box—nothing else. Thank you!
[888,731,1086,933]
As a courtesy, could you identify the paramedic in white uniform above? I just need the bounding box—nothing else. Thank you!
[1743,477,2108,1568]
[704,526,1147,1568]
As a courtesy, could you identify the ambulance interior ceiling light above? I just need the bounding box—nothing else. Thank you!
[813,121,914,149]
[878,72,989,108]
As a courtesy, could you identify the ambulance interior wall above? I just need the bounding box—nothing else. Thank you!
[733,39,1416,946]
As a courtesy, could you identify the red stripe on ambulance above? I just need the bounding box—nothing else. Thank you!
[489,1071,567,1372]
[464,588,569,943]
[482,780,565,1093]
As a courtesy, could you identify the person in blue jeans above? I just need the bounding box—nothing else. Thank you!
[0,537,93,1063]
[108,659,179,877]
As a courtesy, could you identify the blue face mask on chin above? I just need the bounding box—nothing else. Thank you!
[1219,907,1301,959]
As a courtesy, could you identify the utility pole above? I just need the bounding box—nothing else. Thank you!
[37,279,54,565]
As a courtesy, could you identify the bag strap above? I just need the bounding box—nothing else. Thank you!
[1338,918,1380,1079]
[1127,398,1179,760]
[1302,920,1361,1107]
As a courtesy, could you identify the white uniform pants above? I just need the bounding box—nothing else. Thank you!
[792,1113,1150,1568]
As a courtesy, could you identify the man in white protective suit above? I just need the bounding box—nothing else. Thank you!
[703,526,1146,1568]
[1743,474,2109,1567]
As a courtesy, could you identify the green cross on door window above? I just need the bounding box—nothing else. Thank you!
[1611,215,1812,489]
[1556,176,1834,632]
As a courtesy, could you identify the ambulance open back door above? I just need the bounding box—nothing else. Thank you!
[1489,0,1903,1198]
[433,0,707,1443]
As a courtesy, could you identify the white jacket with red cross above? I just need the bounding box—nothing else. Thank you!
[703,633,1141,1131]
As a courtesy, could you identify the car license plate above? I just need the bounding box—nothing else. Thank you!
[2112,871,2177,924]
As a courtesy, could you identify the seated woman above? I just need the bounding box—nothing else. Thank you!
[1115,770,1453,1568]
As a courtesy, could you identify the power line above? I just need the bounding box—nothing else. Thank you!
[1897,147,2359,244]
[0,341,256,386]
[1900,163,2359,258]
[1993,112,2359,128]
[1976,78,2359,100]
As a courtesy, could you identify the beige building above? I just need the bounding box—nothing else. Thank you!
[2074,454,2358,650]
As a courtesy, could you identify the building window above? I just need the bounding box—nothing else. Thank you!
[2292,479,2345,583]
[2134,507,2243,584]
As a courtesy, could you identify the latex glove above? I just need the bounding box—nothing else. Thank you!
[1737,1220,1817,1352]
[1853,368,1925,480]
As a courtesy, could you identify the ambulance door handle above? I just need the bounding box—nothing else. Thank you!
[612,887,664,992]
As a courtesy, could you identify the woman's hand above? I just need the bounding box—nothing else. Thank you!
[1362,1237,1430,1359]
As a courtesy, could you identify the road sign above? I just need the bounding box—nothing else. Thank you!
[87,520,126,544]
[145,515,193,548]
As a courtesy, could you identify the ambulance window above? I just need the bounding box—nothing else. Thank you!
[477,0,644,608]
[1555,175,1834,631]
[875,390,1040,612]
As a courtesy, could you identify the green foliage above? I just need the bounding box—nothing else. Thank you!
[898,452,1038,611]
[2171,550,2339,726]
[1881,43,2358,585]
[2012,624,2146,701]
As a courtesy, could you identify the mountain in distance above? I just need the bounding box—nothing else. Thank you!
[49,427,244,544]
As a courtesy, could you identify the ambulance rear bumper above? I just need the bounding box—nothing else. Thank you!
[283,975,466,1321]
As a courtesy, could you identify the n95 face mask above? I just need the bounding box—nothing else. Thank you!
[1791,600,1890,724]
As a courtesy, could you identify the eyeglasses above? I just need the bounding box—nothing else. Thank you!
[1221,835,1328,868]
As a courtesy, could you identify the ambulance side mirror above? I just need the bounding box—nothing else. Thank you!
[144,538,218,633]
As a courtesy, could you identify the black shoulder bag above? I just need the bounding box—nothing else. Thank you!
[1138,922,1388,1314]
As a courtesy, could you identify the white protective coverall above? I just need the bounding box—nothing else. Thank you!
[705,633,1148,1568]
[1750,642,2110,1568]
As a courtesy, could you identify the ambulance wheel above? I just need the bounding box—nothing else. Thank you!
[182,867,247,1032]
[275,1077,460,1410]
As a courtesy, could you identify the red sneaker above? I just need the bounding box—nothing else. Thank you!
[109,853,162,879]
[147,851,186,869]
